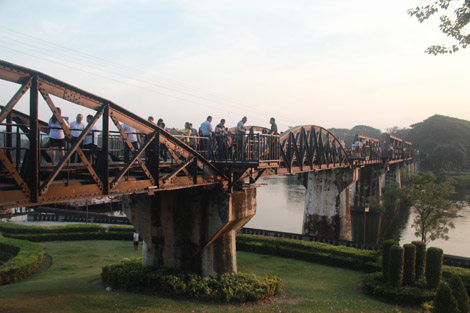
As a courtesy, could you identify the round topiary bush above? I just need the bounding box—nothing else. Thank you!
[101,258,283,303]
[432,282,459,313]
[448,273,469,313]
[403,244,416,286]
[426,247,443,289]
[389,245,404,287]
[413,241,426,282]
[382,240,396,281]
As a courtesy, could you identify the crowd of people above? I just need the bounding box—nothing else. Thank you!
[45,108,279,165]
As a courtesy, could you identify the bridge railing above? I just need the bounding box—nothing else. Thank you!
[174,133,280,164]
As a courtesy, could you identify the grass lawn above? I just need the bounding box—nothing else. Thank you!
[0,240,419,313]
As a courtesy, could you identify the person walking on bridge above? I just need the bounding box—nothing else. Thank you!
[48,107,69,165]
[69,114,84,163]
[200,116,213,158]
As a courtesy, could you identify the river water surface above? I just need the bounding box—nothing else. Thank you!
[246,175,470,258]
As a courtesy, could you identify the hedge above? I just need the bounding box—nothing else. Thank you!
[101,258,283,302]
[443,265,470,296]
[3,231,133,242]
[403,244,416,286]
[362,272,436,305]
[427,248,443,289]
[389,245,404,287]
[448,274,469,313]
[0,234,44,285]
[0,222,105,234]
[413,241,426,282]
[236,234,380,272]
[382,240,396,281]
[432,282,459,313]
[107,225,135,233]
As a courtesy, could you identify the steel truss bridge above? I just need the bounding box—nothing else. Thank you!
[0,60,413,211]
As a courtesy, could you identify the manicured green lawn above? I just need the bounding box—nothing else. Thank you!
[0,241,419,312]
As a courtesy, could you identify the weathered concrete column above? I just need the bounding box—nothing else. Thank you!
[122,186,256,276]
[301,168,358,240]
[385,165,401,188]
[351,165,385,210]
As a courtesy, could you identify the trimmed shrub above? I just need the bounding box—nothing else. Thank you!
[413,241,426,282]
[0,234,44,285]
[3,231,133,242]
[107,225,135,233]
[362,272,435,305]
[427,248,443,289]
[0,222,104,234]
[448,274,469,313]
[382,240,396,280]
[432,282,459,313]
[389,245,404,287]
[403,244,416,286]
[101,258,283,302]
[236,234,380,273]
[443,265,470,296]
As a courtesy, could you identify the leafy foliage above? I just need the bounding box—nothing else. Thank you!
[101,258,283,302]
[408,115,470,171]
[409,173,463,243]
[382,240,397,280]
[408,0,470,55]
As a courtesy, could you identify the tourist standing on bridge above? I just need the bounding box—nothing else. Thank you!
[83,114,99,163]
[268,117,278,135]
[69,114,84,163]
[122,123,140,163]
[235,116,247,160]
[215,119,228,159]
[48,107,69,165]
[200,116,213,158]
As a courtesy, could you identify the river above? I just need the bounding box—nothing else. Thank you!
[246,175,470,258]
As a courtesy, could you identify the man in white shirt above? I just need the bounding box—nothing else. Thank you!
[69,114,84,163]
[83,114,99,162]
[122,123,140,163]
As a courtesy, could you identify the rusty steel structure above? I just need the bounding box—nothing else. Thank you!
[0,60,413,211]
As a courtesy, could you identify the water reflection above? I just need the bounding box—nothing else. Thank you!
[249,175,470,258]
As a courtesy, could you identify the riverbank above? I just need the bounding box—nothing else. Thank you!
[0,240,419,312]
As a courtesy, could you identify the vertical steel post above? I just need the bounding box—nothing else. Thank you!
[101,104,109,194]
[29,76,39,202]
[6,113,12,161]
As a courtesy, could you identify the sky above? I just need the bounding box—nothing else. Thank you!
[0,0,469,133]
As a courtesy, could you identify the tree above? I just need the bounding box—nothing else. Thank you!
[409,173,463,243]
[408,0,470,55]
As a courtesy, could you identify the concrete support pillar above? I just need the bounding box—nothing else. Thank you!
[385,165,402,188]
[351,165,384,210]
[122,186,256,276]
[301,168,357,240]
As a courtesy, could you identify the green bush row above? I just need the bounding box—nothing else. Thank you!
[443,265,470,295]
[0,222,104,234]
[101,258,282,302]
[362,272,436,305]
[0,234,44,285]
[107,225,135,233]
[236,234,381,272]
[3,231,134,242]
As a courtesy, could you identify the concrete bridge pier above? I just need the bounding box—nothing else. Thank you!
[122,186,256,276]
[385,164,402,188]
[300,168,358,241]
[351,165,385,210]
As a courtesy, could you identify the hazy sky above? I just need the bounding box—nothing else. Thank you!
[0,0,469,132]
